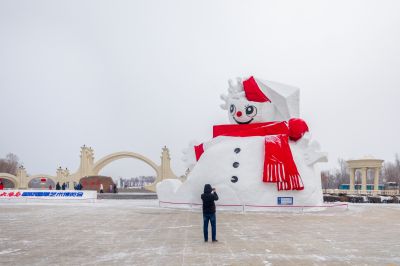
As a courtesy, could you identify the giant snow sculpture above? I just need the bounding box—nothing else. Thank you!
[157,76,327,209]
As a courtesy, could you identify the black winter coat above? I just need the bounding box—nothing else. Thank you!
[201,184,219,214]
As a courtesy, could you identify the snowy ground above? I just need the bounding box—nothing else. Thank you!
[0,200,399,266]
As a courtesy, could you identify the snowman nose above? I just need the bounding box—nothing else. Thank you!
[236,111,242,117]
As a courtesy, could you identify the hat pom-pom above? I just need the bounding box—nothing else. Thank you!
[288,118,309,141]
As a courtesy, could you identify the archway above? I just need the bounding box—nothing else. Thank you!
[93,152,160,176]
[26,175,57,189]
[92,152,160,191]
[28,177,56,189]
[99,159,157,191]
[0,173,19,188]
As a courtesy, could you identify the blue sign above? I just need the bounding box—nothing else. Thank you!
[21,192,84,197]
[277,197,293,205]
[1,190,96,200]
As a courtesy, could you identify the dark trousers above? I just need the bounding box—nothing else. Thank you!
[203,213,216,241]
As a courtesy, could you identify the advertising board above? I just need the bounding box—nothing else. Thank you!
[0,190,97,201]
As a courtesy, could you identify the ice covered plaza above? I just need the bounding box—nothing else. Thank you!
[1,200,399,266]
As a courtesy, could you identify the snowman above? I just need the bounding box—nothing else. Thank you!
[157,76,327,209]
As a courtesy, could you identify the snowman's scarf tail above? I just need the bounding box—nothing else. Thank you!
[263,134,304,191]
[207,121,304,191]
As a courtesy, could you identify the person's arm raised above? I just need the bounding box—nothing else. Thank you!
[213,192,219,201]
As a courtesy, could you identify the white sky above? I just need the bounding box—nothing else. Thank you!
[1,0,400,179]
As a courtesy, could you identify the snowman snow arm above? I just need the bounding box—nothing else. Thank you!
[292,132,328,166]
[182,140,200,170]
[182,137,229,170]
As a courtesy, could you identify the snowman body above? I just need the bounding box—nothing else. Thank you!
[157,77,327,210]
[157,136,323,208]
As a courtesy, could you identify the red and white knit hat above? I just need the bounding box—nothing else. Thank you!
[242,76,300,120]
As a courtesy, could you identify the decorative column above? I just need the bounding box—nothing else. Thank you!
[361,167,367,192]
[56,167,63,183]
[56,167,70,186]
[349,168,355,192]
[160,146,177,180]
[78,145,95,178]
[144,146,177,192]
[16,165,28,189]
[374,167,380,194]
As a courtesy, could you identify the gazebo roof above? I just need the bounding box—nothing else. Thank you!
[346,156,384,168]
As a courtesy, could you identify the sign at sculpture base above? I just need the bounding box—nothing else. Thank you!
[0,190,97,201]
[277,197,294,205]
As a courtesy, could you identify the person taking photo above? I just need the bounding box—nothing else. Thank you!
[201,184,219,242]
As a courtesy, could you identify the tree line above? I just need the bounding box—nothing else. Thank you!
[119,176,156,187]
[321,155,400,189]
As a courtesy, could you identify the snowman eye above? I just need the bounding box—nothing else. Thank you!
[229,104,236,114]
[245,105,257,117]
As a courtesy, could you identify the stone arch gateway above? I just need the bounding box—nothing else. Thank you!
[0,145,179,191]
[75,146,177,192]
[91,152,161,191]
[92,152,160,176]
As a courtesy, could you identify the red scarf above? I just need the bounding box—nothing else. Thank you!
[195,121,304,191]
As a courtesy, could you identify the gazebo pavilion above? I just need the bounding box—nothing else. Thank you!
[346,156,384,195]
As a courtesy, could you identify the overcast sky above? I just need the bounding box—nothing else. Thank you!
[1,0,400,179]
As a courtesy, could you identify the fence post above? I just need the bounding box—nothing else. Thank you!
[242,204,245,213]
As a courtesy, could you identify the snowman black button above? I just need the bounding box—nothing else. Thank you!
[234,148,241,154]
[233,162,239,168]
[231,176,238,183]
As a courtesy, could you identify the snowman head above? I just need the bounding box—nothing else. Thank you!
[220,76,300,124]
[226,96,278,124]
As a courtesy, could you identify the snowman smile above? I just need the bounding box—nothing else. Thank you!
[233,117,254,124]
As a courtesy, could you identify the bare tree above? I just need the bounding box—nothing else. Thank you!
[0,153,20,175]
[335,158,349,187]
[321,171,330,189]
[320,158,351,189]
[381,154,400,184]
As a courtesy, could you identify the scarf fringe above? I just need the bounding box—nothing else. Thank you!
[276,175,304,191]
[264,166,304,191]
[264,163,285,183]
